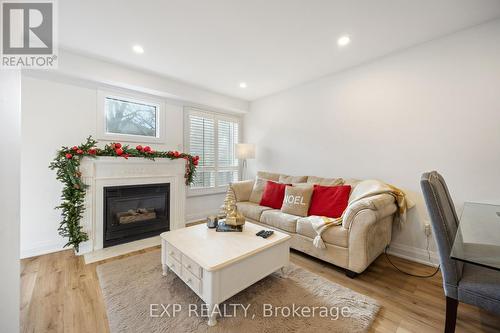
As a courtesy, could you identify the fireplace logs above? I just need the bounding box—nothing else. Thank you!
[116,208,157,224]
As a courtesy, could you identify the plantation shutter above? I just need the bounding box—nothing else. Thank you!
[186,109,240,192]
[188,112,215,188]
[217,118,239,186]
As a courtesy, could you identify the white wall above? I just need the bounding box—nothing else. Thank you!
[20,74,232,258]
[246,19,500,264]
[0,71,21,331]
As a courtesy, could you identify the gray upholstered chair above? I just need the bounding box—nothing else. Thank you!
[421,171,500,333]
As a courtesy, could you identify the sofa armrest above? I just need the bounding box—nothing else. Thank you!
[230,179,255,202]
[343,194,397,273]
[346,209,395,272]
[342,193,396,230]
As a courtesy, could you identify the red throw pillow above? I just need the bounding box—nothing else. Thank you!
[260,181,289,209]
[308,185,351,218]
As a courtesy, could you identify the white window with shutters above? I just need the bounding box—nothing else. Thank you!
[184,108,241,195]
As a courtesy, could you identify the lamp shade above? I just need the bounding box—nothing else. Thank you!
[236,143,256,159]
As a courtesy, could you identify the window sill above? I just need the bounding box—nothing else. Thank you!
[97,133,165,144]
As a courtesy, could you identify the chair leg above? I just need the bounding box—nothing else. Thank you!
[444,296,458,333]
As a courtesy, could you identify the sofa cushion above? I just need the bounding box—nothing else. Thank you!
[296,216,348,247]
[307,176,344,186]
[281,185,313,217]
[230,180,254,202]
[279,174,308,183]
[260,181,289,209]
[256,171,281,181]
[309,185,351,218]
[344,178,360,187]
[249,177,267,203]
[260,210,299,233]
[236,201,272,221]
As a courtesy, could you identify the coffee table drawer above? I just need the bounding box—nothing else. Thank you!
[182,267,202,296]
[182,254,202,279]
[165,243,182,262]
[166,256,181,276]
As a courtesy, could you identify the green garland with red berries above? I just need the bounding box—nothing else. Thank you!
[49,136,199,251]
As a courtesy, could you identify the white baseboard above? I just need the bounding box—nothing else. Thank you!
[185,209,220,224]
[20,239,69,259]
[387,242,439,267]
[21,211,218,259]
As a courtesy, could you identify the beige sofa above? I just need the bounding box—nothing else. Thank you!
[230,171,398,277]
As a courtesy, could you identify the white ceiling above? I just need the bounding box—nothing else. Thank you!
[59,0,500,101]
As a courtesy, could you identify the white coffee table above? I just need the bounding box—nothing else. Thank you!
[160,221,291,326]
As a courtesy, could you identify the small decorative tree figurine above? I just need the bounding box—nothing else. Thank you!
[220,185,245,226]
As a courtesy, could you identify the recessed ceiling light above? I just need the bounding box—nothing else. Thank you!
[337,35,351,47]
[239,82,247,88]
[132,45,144,54]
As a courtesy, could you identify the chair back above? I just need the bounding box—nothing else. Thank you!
[420,171,463,295]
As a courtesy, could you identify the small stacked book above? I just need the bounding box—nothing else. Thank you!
[216,219,243,232]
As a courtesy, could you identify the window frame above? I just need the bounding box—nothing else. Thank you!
[97,89,166,143]
[184,107,242,196]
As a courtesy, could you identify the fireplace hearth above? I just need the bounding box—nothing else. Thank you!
[103,183,170,247]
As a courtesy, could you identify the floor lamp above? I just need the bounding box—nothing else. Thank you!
[236,143,256,180]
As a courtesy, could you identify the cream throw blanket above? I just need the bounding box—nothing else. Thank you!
[310,179,415,249]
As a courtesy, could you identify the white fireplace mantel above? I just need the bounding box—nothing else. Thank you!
[77,157,186,256]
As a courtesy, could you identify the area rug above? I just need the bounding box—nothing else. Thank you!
[96,250,379,333]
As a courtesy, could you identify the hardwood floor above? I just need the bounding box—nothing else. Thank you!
[21,248,500,333]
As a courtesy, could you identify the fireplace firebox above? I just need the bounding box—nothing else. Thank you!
[103,183,170,247]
